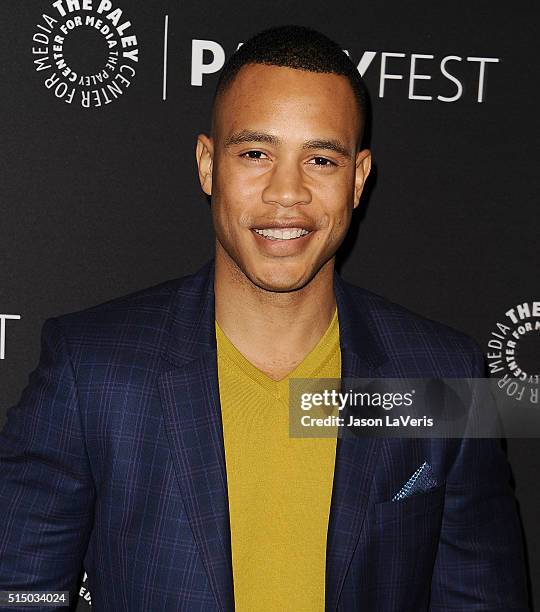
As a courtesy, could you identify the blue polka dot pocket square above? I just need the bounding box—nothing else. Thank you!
[392,461,439,501]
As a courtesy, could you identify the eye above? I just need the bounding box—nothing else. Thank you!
[308,157,337,167]
[241,150,268,161]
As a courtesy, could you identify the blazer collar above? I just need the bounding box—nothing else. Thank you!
[158,258,387,612]
[162,258,217,368]
[162,257,388,371]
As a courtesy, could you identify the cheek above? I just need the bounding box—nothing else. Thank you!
[330,212,351,243]
[319,188,354,233]
[211,192,252,243]
[213,199,237,241]
[214,166,261,214]
[317,171,354,207]
[217,156,261,190]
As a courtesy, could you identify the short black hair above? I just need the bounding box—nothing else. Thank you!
[212,25,368,142]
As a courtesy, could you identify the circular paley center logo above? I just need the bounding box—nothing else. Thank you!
[32,0,138,108]
[487,301,539,404]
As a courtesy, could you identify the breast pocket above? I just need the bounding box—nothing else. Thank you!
[368,482,446,605]
[375,481,446,526]
[365,482,446,612]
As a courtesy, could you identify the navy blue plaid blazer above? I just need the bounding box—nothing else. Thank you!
[0,258,529,611]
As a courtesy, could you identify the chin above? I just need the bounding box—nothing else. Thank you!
[247,263,314,293]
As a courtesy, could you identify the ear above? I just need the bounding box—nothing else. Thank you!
[196,133,214,196]
[353,149,372,209]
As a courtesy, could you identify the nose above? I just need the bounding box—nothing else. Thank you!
[261,159,312,208]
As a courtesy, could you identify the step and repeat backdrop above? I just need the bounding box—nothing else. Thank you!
[1,0,538,609]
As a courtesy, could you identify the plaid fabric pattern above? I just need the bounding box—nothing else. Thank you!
[0,258,529,611]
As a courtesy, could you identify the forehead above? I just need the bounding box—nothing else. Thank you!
[213,64,360,143]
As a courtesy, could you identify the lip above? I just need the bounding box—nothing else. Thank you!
[250,219,314,231]
[250,227,314,256]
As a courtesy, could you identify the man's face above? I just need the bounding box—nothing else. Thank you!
[196,63,371,292]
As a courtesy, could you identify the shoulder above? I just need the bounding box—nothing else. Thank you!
[341,280,485,377]
[43,267,205,362]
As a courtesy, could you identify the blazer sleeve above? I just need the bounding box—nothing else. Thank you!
[0,318,95,608]
[428,345,530,610]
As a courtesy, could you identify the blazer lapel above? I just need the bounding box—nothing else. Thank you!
[325,273,389,612]
[157,259,234,612]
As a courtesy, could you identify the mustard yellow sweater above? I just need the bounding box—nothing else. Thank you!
[215,308,340,611]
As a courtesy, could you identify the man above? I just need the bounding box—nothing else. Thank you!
[0,25,529,611]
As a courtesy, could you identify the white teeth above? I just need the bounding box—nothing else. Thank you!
[253,228,310,240]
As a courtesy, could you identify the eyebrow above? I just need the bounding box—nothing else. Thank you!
[224,130,352,160]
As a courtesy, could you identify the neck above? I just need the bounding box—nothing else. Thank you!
[214,243,337,378]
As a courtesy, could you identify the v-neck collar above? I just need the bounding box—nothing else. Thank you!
[215,306,339,399]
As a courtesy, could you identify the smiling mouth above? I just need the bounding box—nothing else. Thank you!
[252,228,311,241]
